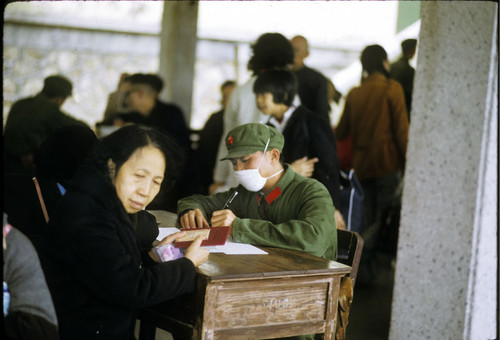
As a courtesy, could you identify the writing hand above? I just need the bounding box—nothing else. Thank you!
[211,209,236,229]
[179,209,209,229]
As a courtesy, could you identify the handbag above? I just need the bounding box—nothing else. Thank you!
[339,169,364,234]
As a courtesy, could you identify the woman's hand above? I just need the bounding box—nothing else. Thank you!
[148,231,188,263]
[156,230,187,246]
[290,156,318,177]
[184,236,209,267]
[179,209,209,229]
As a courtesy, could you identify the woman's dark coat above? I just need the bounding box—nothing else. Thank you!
[272,105,341,208]
[39,166,196,340]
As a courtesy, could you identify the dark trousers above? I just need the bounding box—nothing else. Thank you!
[358,172,401,282]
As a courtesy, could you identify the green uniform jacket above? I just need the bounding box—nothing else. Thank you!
[177,166,337,261]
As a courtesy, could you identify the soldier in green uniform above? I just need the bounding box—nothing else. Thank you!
[178,123,337,261]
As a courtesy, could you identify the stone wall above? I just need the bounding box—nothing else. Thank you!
[3,22,160,129]
[3,19,357,131]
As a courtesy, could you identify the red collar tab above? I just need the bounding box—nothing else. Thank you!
[257,186,282,205]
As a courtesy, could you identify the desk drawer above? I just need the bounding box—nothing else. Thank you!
[207,276,334,330]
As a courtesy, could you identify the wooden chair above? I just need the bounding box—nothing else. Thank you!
[333,230,364,340]
[315,230,364,340]
[336,229,364,286]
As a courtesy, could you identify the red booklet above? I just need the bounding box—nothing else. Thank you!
[174,227,230,248]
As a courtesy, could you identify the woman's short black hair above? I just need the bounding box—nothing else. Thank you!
[86,124,184,188]
[360,44,388,75]
[247,33,294,75]
[253,69,297,106]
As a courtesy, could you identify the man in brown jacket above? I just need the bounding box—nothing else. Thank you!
[336,44,409,284]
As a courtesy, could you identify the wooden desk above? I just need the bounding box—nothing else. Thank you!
[139,241,351,340]
[148,210,178,228]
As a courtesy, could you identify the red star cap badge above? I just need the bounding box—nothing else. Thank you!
[227,135,234,145]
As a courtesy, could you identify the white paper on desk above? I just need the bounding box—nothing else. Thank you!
[214,241,268,255]
[156,228,267,255]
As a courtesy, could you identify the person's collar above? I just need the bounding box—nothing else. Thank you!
[268,106,295,133]
[365,72,388,82]
[256,164,294,204]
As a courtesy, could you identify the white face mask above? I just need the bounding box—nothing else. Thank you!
[233,138,283,192]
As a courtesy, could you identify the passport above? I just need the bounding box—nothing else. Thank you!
[174,226,230,248]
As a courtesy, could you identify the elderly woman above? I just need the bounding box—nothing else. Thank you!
[39,125,209,340]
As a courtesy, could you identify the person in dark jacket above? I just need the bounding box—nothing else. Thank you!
[391,38,417,122]
[291,35,331,122]
[197,80,236,194]
[253,69,345,230]
[3,75,87,176]
[4,124,98,251]
[120,73,190,151]
[124,73,196,210]
[38,125,209,340]
[100,73,195,211]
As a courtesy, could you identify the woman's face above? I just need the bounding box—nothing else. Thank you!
[111,145,166,214]
[256,92,283,117]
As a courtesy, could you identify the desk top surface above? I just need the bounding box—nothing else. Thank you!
[199,247,350,281]
[148,210,351,281]
[148,210,178,227]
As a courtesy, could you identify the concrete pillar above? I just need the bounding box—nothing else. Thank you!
[159,1,199,123]
[390,2,498,339]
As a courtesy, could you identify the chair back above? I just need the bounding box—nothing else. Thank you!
[336,229,364,286]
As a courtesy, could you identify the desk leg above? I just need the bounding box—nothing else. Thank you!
[139,320,156,340]
[323,276,343,340]
[198,283,218,340]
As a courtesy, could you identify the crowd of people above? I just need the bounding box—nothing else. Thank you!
[3,32,415,339]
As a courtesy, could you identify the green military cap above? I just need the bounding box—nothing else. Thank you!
[220,123,284,160]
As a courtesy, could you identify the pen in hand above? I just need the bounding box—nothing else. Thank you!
[222,191,238,210]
